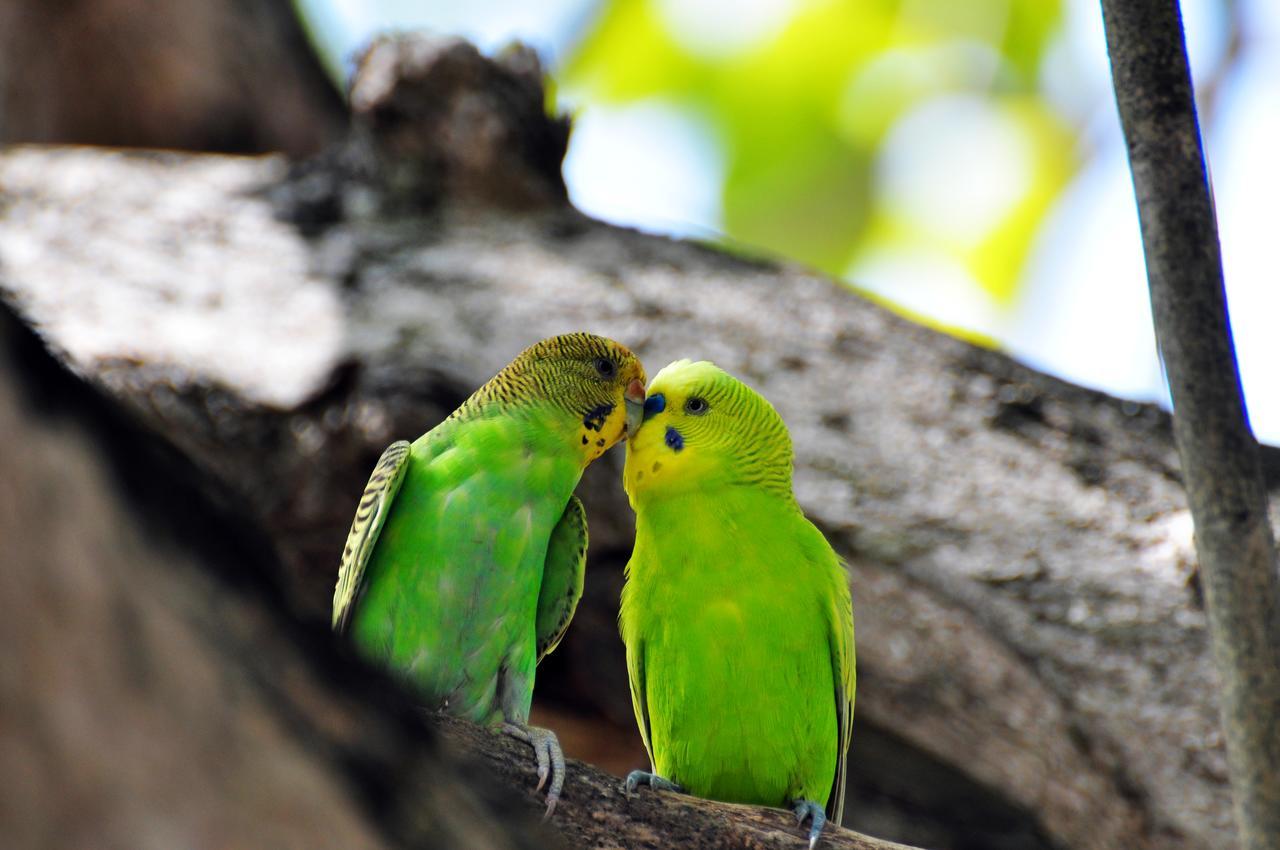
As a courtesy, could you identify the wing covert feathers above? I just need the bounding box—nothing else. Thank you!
[331,440,412,633]
[827,560,856,824]
[535,495,588,662]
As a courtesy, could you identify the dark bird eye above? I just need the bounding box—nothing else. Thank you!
[593,357,617,379]
[684,397,709,415]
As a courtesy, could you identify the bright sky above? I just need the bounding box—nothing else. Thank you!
[296,0,1280,443]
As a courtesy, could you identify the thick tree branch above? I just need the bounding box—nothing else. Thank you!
[439,714,920,850]
[0,300,547,850]
[1101,2,1280,848]
[0,0,346,155]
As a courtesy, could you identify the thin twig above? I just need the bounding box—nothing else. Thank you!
[1100,2,1280,848]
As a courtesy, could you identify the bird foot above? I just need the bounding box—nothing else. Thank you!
[623,769,683,796]
[791,798,827,849]
[502,722,565,820]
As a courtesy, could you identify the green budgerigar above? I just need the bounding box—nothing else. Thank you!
[619,360,855,847]
[332,333,646,815]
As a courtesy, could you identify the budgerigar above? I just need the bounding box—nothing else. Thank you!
[332,333,646,815]
[619,360,855,848]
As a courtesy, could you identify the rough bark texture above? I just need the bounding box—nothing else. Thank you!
[0,0,346,155]
[0,299,547,850]
[1,31,1272,850]
[1102,2,1280,848]
[347,35,570,210]
[438,713,920,850]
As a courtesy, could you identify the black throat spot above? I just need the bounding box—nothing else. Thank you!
[582,402,615,432]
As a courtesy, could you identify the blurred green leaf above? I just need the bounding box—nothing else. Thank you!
[563,0,1070,328]
[970,97,1075,303]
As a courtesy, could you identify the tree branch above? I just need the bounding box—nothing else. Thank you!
[438,713,920,849]
[0,0,346,155]
[0,299,547,850]
[1101,2,1280,848]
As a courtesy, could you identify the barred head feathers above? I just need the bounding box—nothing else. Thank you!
[452,333,647,463]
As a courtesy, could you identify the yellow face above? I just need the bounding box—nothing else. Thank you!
[559,337,646,465]
[575,365,647,465]
[624,360,733,503]
[624,360,794,505]
[625,407,715,501]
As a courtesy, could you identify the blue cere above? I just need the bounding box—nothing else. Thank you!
[664,426,684,452]
[643,393,666,421]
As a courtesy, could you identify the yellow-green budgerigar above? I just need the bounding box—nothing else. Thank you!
[332,333,646,815]
[620,360,855,847]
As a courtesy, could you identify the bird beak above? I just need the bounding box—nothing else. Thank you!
[625,379,646,436]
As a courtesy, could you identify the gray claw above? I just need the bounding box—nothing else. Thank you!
[623,769,683,796]
[503,723,566,819]
[791,799,827,849]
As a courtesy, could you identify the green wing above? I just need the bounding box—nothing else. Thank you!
[332,440,412,634]
[826,560,856,825]
[535,495,587,662]
[627,638,653,765]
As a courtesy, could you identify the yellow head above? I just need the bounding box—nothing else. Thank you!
[460,332,647,466]
[624,360,794,505]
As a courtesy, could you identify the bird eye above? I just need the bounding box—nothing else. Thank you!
[593,357,617,379]
[684,397,709,415]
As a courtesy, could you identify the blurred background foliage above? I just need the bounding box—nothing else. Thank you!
[563,0,1072,321]
[295,0,1280,441]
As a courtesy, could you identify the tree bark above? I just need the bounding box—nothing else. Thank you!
[0,0,346,155]
[2,32,1274,850]
[1101,2,1280,848]
[0,298,546,850]
[440,713,921,850]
